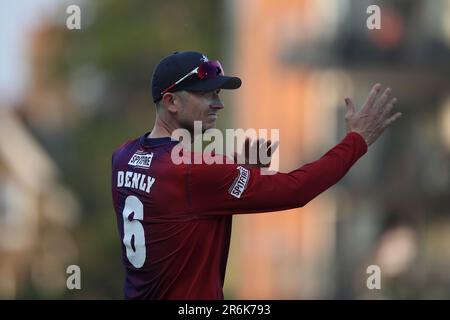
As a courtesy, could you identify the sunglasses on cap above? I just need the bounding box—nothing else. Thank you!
[160,60,224,95]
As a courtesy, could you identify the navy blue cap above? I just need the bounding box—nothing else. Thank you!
[151,51,242,103]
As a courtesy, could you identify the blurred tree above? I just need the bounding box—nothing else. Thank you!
[26,0,224,299]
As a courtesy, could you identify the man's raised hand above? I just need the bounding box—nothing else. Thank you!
[344,83,402,147]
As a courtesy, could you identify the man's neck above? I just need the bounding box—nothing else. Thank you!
[147,128,171,139]
[148,117,174,138]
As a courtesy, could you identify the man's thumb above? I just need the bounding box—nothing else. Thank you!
[345,98,355,117]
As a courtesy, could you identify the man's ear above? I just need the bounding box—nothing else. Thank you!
[160,93,180,113]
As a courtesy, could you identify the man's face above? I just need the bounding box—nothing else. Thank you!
[176,89,224,133]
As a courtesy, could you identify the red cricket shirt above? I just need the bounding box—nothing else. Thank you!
[111,131,368,299]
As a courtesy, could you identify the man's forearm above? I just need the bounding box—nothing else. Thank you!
[287,131,368,207]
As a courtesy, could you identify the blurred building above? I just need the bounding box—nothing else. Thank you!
[227,0,450,299]
[0,108,79,298]
[21,23,73,132]
[2,0,449,300]
[226,0,342,299]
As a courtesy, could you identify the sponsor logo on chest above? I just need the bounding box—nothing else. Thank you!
[128,151,153,169]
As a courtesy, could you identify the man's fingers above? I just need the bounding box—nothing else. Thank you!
[252,139,263,154]
[257,138,266,147]
[249,139,260,163]
[238,138,279,162]
[381,97,397,119]
[384,112,402,127]
[267,141,279,157]
[373,87,392,113]
[361,83,382,113]
[345,98,355,117]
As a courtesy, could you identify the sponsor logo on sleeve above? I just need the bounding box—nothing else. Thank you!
[128,151,154,169]
[228,166,250,199]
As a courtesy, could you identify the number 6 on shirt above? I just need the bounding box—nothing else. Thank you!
[122,195,146,268]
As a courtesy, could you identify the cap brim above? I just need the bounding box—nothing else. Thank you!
[181,76,242,92]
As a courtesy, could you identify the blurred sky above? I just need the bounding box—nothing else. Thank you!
[0,0,61,106]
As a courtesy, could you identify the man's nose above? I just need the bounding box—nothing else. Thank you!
[210,99,224,110]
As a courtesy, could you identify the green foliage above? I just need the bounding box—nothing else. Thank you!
[59,0,224,104]
[30,0,224,299]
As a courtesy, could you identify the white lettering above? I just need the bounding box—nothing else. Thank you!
[170,122,280,174]
[139,174,147,191]
[203,128,224,164]
[131,173,141,189]
[366,5,381,30]
[124,171,132,187]
[117,171,155,194]
[117,171,124,187]
[146,177,155,193]
[366,265,381,289]
[66,265,81,290]
[66,5,81,30]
